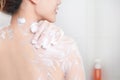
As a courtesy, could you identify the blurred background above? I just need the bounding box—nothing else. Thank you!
[0,0,120,80]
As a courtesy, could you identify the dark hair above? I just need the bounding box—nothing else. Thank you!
[0,0,22,14]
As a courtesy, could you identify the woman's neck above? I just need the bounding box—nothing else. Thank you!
[9,1,42,35]
[8,11,41,41]
[9,10,41,38]
[10,12,39,29]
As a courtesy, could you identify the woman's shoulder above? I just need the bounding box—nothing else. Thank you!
[59,35,76,45]
[51,23,76,44]
[38,23,77,50]
[42,23,78,52]
[57,34,78,53]
[49,24,77,48]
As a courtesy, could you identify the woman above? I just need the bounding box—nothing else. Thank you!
[0,0,85,80]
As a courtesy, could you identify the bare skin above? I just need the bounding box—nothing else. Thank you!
[0,21,64,80]
[0,0,62,80]
[0,0,85,80]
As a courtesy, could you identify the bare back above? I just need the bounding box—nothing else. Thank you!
[0,27,40,80]
[0,26,85,80]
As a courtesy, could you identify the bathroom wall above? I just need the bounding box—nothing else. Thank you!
[0,0,120,80]
[94,0,120,80]
[0,12,11,28]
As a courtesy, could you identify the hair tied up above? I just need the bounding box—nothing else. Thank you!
[0,0,6,11]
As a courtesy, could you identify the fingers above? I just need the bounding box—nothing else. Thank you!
[48,23,64,45]
[38,35,50,49]
[37,23,64,49]
[30,21,42,34]
[37,23,57,49]
[31,20,49,45]
[31,20,64,50]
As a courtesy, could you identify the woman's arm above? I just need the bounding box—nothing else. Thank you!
[63,40,86,80]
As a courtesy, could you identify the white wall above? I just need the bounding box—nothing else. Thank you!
[0,12,11,28]
[94,0,120,80]
[0,0,120,80]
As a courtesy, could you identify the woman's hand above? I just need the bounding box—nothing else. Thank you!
[31,20,64,50]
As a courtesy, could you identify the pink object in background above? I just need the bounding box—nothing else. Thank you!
[93,59,102,80]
